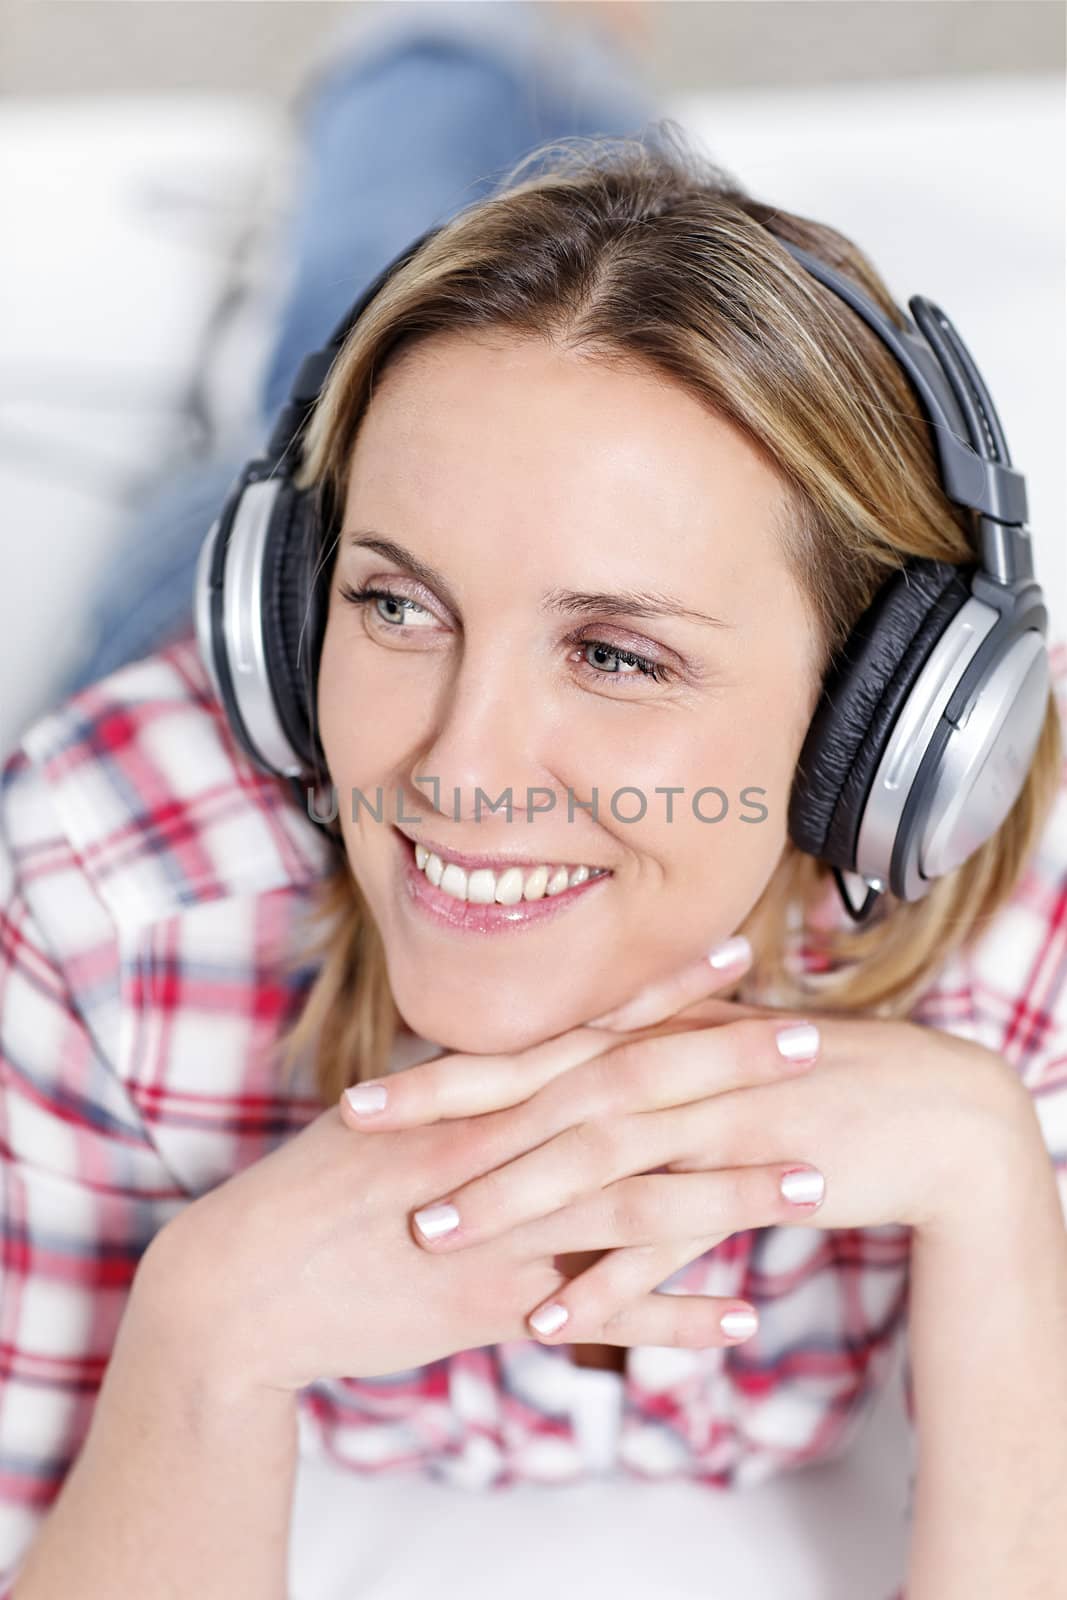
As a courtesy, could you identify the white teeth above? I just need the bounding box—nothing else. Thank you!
[493,867,525,906]
[466,869,497,905]
[522,865,549,901]
[440,863,467,899]
[408,838,606,905]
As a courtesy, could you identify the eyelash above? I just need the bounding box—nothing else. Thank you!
[337,582,673,687]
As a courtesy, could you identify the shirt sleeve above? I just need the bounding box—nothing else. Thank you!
[993,646,1067,1222]
[0,748,187,1594]
[893,646,1067,1599]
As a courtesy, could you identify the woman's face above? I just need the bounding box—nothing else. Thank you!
[317,331,823,1054]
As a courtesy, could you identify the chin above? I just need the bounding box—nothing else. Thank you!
[393,998,565,1058]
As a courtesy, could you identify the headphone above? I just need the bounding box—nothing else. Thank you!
[194,220,1050,925]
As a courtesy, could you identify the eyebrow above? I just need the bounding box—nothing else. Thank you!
[341,532,738,630]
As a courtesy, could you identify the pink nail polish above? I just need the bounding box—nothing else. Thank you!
[708,935,752,971]
[780,1167,825,1207]
[413,1202,460,1240]
[346,1082,388,1115]
[529,1302,569,1336]
[720,1306,758,1340]
[775,1022,820,1064]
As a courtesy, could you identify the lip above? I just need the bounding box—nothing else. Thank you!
[393,825,604,875]
[392,826,612,936]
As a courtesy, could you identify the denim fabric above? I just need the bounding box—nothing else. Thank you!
[55,1,658,700]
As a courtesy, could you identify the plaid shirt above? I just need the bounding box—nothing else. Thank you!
[2,629,1065,1597]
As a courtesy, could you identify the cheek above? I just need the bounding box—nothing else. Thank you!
[633,716,797,878]
[316,617,430,785]
[316,624,364,780]
[617,716,774,813]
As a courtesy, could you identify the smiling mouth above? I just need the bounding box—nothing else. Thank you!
[392,826,613,931]
[391,825,610,902]
[419,850,607,904]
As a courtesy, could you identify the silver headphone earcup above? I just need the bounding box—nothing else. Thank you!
[914,629,1050,881]
[788,558,974,897]
[850,578,1049,901]
[198,473,309,779]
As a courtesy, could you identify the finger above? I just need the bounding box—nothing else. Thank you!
[584,935,754,1031]
[539,1015,822,1133]
[338,1014,647,1132]
[337,975,792,1137]
[338,1037,579,1129]
[535,1163,826,1252]
[338,939,764,1131]
[523,1236,761,1349]
[414,1154,825,1255]
[407,1017,822,1250]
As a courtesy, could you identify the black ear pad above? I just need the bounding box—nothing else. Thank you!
[290,508,331,780]
[788,556,976,871]
[260,480,324,775]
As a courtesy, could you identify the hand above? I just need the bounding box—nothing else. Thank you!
[144,943,768,1392]
[341,971,1032,1350]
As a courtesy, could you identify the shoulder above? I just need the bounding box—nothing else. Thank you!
[1,631,335,945]
[910,637,1067,1079]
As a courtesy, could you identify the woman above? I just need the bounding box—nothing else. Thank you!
[2,19,1065,1600]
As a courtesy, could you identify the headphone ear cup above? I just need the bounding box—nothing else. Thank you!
[291,496,331,778]
[260,480,325,776]
[789,556,974,872]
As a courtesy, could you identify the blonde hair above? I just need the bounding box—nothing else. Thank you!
[270,120,1063,1107]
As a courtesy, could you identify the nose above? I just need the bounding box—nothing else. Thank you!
[409,640,553,824]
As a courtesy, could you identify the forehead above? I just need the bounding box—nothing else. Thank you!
[344,331,791,590]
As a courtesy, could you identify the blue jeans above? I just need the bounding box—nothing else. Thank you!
[55,1,657,701]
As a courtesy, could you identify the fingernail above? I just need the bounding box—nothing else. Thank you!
[345,1081,388,1115]
[413,1201,460,1240]
[720,1306,758,1340]
[529,1301,569,1336]
[708,935,752,971]
[780,1167,825,1207]
[775,1022,820,1064]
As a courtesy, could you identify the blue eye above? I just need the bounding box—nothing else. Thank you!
[576,639,671,685]
[339,583,431,626]
[338,582,673,689]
